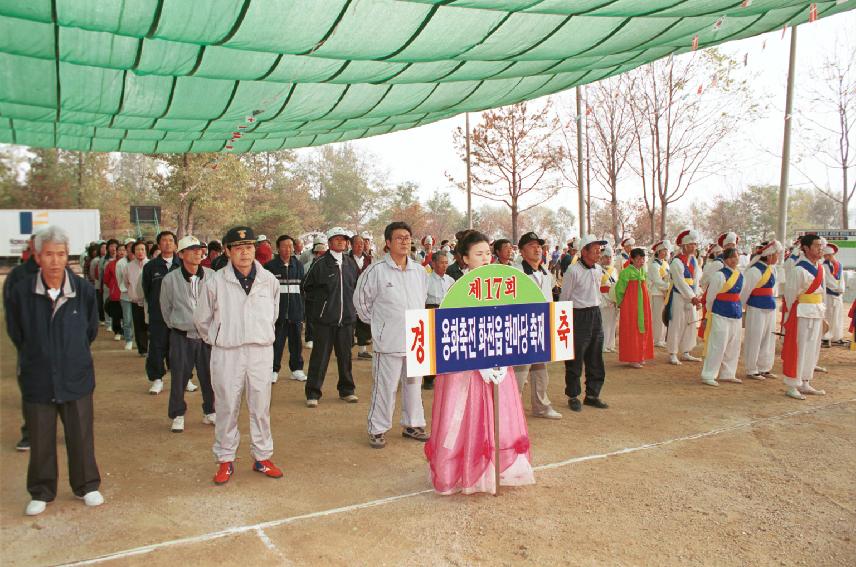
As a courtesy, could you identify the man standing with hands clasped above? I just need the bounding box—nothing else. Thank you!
[194,226,282,485]
[560,234,610,412]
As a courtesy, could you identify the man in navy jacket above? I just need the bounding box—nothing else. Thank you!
[264,234,306,383]
[6,226,104,516]
[141,231,180,394]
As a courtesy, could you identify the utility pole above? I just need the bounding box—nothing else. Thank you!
[584,85,592,234]
[576,87,586,237]
[777,26,798,243]
[466,112,473,229]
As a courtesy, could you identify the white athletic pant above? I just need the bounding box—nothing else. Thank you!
[513,363,551,415]
[211,344,274,463]
[823,296,843,342]
[367,353,426,435]
[651,294,667,344]
[701,315,742,381]
[743,306,776,375]
[667,293,698,355]
[783,317,823,389]
[600,302,618,351]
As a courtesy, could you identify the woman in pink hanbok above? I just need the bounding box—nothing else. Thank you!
[425,230,535,495]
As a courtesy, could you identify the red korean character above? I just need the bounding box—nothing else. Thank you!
[410,319,425,364]
[556,309,571,348]
[504,276,517,298]
[467,277,482,300]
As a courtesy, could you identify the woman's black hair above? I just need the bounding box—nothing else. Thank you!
[455,229,490,258]
[721,247,738,261]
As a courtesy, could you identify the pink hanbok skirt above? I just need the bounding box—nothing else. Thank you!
[424,368,534,495]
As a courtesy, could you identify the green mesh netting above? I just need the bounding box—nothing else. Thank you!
[0,0,851,153]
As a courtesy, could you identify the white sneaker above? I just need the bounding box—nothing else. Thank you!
[185,380,198,392]
[534,407,563,420]
[124,341,133,351]
[305,341,313,349]
[306,399,318,408]
[669,355,682,366]
[814,366,828,373]
[786,387,806,400]
[113,334,122,341]
[79,491,104,507]
[629,362,643,369]
[202,413,216,425]
[799,384,826,396]
[25,500,47,516]
[718,376,743,384]
[148,379,163,395]
[171,416,184,432]
[271,371,279,384]
[291,370,308,382]
[655,341,667,348]
[681,353,702,362]
[701,379,719,387]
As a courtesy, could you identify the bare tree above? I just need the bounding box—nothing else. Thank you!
[450,101,564,242]
[628,51,754,238]
[795,39,856,228]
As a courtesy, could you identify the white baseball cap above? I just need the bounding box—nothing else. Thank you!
[177,235,202,252]
[579,235,608,250]
[326,227,351,240]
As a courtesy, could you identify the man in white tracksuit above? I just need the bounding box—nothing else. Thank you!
[699,248,744,387]
[194,226,282,485]
[822,243,846,346]
[666,229,702,365]
[740,240,782,380]
[513,232,562,420]
[355,221,428,449]
[598,246,619,353]
[647,240,671,347]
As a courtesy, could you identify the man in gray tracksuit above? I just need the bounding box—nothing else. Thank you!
[194,226,282,485]
[160,235,216,433]
[355,221,428,449]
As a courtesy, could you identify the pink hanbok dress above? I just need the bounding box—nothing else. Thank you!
[425,367,535,495]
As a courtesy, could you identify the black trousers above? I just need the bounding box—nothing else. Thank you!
[564,307,606,399]
[16,355,28,442]
[355,319,372,346]
[168,332,215,419]
[96,290,105,322]
[273,318,304,373]
[131,303,148,354]
[105,300,123,335]
[146,320,170,381]
[305,322,355,400]
[23,394,100,502]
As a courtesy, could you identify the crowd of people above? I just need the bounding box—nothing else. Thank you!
[4,221,854,514]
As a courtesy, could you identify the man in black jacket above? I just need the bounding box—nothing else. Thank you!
[141,231,180,395]
[6,226,103,516]
[301,227,358,407]
[3,235,38,452]
[264,234,306,384]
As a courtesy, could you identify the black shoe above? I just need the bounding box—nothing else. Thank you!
[583,397,609,409]
[16,438,30,451]
[357,351,373,359]
[821,340,831,348]
[568,398,582,412]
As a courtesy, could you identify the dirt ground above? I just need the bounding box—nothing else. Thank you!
[1,301,854,566]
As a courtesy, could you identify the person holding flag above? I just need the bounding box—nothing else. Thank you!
[740,240,782,380]
[614,248,654,368]
[665,229,702,365]
[822,243,846,347]
[647,240,671,348]
[781,235,827,400]
[699,248,744,387]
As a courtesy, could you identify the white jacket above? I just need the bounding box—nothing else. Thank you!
[354,254,427,355]
[647,258,670,297]
[194,261,279,348]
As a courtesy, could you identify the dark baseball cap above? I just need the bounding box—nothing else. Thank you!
[518,232,545,248]
[223,226,256,247]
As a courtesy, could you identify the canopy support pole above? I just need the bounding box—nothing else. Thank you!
[576,87,586,237]
[777,25,798,243]
[466,112,473,230]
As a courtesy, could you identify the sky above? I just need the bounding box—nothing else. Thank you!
[318,10,856,227]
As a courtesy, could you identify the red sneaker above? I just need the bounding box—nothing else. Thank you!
[213,462,234,485]
[253,459,283,478]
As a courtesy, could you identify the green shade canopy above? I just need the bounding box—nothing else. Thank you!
[0,0,852,154]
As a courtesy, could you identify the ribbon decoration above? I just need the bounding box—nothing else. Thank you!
[809,3,818,22]
[692,34,699,51]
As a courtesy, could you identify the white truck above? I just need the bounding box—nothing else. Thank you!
[0,209,101,259]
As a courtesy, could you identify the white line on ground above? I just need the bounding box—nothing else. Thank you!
[60,398,855,567]
[255,527,287,562]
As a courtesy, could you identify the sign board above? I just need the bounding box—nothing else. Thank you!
[0,209,101,257]
[405,264,574,377]
[130,205,161,224]
[795,229,856,269]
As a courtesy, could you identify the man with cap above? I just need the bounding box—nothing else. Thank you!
[701,232,738,290]
[781,234,827,400]
[303,240,328,349]
[699,248,744,387]
[616,237,635,270]
[740,240,782,380]
[264,235,307,384]
[141,231,180,395]
[349,234,373,359]
[647,240,672,348]
[514,232,562,419]
[560,234,610,412]
[665,229,702,365]
[598,245,619,353]
[822,242,846,347]
[255,235,273,265]
[160,236,216,432]
[301,227,359,407]
[194,226,282,484]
